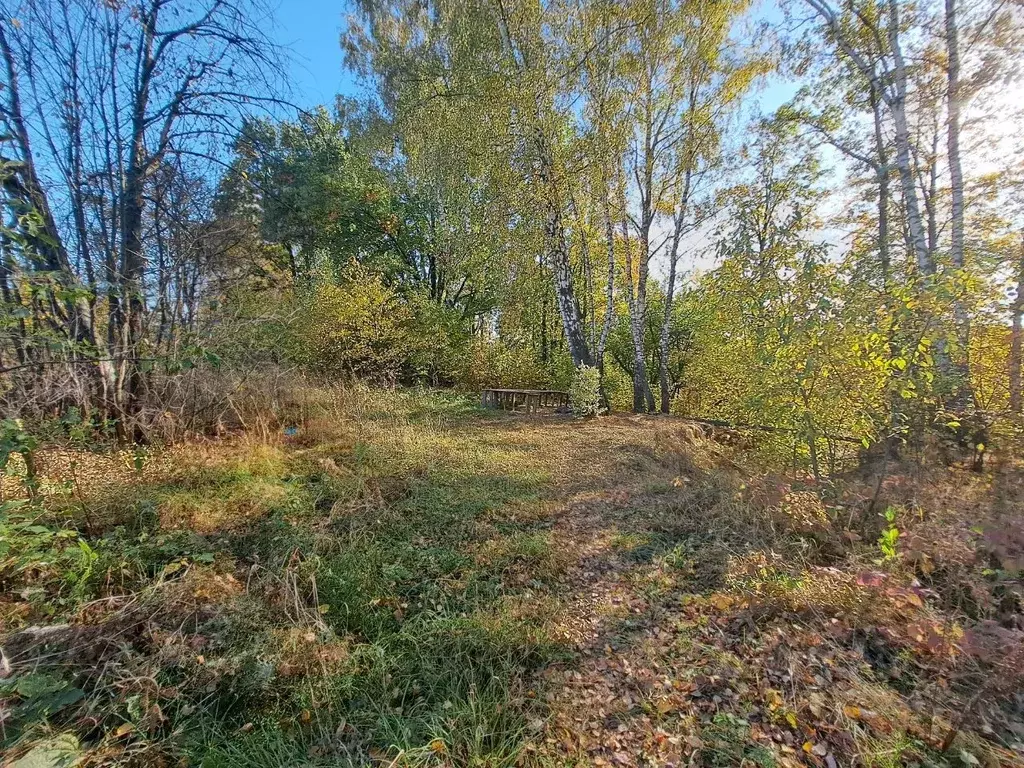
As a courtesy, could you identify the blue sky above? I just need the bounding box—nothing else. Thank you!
[272,0,358,109]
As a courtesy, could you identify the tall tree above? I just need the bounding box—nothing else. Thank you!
[603,0,756,411]
[802,0,934,277]
[0,0,284,436]
[655,0,761,412]
[1011,233,1024,414]
[345,0,597,366]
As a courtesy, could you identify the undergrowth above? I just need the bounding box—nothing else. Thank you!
[2,387,1022,767]
[1,388,560,766]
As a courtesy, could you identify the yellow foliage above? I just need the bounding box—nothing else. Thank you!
[296,267,412,383]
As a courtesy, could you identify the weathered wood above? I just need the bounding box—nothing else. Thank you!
[481,388,569,413]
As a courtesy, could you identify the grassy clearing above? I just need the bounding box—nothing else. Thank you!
[2,387,1023,767]
[3,389,564,766]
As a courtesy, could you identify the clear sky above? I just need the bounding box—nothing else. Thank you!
[272,0,359,110]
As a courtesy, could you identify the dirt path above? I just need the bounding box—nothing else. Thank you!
[505,416,732,766]
[490,414,1014,768]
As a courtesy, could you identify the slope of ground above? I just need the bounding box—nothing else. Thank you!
[1,388,1022,767]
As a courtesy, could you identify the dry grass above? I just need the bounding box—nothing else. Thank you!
[2,387,1022,767]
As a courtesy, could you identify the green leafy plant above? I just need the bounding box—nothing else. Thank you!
[0,499,99,610]
[878,506,900,561]
[570,364,602,418]
[1,418,40,495]
[1,672,86,724]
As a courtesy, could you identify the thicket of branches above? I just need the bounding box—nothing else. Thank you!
[0,0,284,439]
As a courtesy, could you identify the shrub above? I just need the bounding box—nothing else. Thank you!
[462,340,552,391]
[403,293,472,386]
[295,266,412,384]
[570,364,602,418]
[213,263,473,389]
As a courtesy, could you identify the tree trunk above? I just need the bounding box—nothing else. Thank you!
[597,186,616,368]
[115,7,158,438]
[623,227,650,412]
[886,0,933,277]
[945,0,973,407]
[945,0,965,274]
[618,190,653,412]
[637,93,656,413]
[659,167,693,413]
[567,190,599,355]
[594,182,618,409]
[534,127,593,368]
[871,85,889,287]
[0,238,27,367]
[0,23,112,411]
[119,159,147,435]
[801,0,929,276]
[924,127,939,258]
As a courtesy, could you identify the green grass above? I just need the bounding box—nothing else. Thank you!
[1,389,564,766]
[698,714,775,768]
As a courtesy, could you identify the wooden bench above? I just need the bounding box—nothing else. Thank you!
[481,389,569,414]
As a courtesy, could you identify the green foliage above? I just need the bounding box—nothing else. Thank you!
[0,500,99,614]
[219,110,399,275]
[878,506,901,561]
[293,266,413,383]
[1,419,39,491]
[463,340,560,391]
[570,364,602,418]
[213,261,471,387]
[1,673,86,727]
[403,293,473,386]
[672,119,955,469]
[680,122,851,458]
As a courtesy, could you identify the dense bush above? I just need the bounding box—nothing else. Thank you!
[462,339,569,391]
[206,261,472,389]
[294,269,412,383]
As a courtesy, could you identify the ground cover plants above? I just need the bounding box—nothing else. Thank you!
[2,387,1022,767]
[2,0,1024,763]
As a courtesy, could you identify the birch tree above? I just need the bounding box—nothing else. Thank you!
[655,0,761,412]
[801,0,934,278]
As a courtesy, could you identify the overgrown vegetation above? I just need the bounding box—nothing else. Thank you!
[3,0,1023,456]
[2,390,561,765]
[1,0,1024,764]
[2,389,1022,766]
